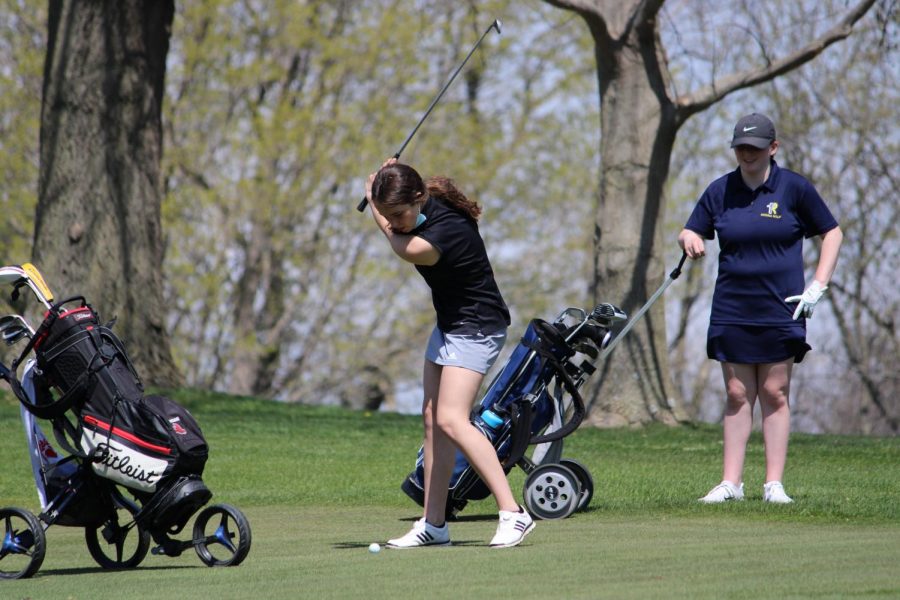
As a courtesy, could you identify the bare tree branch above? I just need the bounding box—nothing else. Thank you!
[676,0,877,119]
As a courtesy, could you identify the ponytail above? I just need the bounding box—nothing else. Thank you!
[426,176,481,221]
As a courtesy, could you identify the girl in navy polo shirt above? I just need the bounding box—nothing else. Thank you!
[365,158,534,548]
[678,113,843,504]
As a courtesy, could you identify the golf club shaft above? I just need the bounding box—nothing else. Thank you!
[599,252,688,361]
[357,19,501,212]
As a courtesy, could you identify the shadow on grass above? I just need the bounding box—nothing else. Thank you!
[36,564,197,577]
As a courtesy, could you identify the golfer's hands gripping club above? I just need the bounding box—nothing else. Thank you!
[365,157,397,206]
[678,229,706,259]
[360,154,400,211]
[785,280,828,320]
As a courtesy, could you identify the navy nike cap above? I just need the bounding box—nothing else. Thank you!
[731,113,776,148]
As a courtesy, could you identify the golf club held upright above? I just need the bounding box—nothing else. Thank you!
[357,19,502,212]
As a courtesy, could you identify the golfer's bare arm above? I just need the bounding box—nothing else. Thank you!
[370,210,440,266]
[365,160,440,266]
[814,226,843,285]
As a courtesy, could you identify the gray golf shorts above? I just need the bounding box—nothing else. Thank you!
[425,326,507,374]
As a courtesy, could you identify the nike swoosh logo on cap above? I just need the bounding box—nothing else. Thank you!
[743,126,757,132]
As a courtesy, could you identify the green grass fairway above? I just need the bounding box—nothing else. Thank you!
[1,390,898,599]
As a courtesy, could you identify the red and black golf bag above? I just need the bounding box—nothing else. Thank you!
[12,296,211,531]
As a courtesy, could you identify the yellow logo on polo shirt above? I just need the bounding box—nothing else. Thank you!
[761,201,781,219]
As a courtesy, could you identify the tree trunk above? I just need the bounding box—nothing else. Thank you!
[34,0,181,387]
[587,14,683,426]
[543,0,875,427]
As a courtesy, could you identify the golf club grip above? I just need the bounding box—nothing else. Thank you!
[357,152,402,212]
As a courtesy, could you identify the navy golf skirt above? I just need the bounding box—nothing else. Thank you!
[707,323,810,364]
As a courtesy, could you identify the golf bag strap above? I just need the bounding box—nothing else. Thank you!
[50,395,122,463]
[528,351,586,445]
[0,363,32,409]
[515,319,586,444]
[52,413,91,460]
[11,309,59,371]
[98,325,144,390]
[501,398,534,468]
[525,319,575,359]
[13,339,104,420]
[19,370,97,420]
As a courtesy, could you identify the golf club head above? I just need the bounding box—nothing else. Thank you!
[492,19,502,35]
[0,314,33,346]
[0,264,54,308]
[0,314,32,332]
[0,265,26,286]
[589,303,628,327]
[2,327,30,346]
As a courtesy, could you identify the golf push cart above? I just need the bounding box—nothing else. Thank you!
[401,301,629,521]
[0,264,251,580]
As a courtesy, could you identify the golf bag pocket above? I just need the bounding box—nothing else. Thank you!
[80,413,175,493]
[141,395,209,477]
[79,396,208,493]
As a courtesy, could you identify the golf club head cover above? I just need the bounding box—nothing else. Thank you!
[785,280,828,320]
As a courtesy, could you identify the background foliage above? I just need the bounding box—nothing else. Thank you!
[0,0,895,432]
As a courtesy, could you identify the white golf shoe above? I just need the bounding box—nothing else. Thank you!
[489,506,534,548]
[386,517,450,549]
[698,480,744,503]
[763,481,794,504]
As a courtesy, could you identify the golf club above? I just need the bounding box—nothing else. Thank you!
[598,251,689,361]
[22,263,54,306]
[0,314,34,346]
[357,18,502,212]
[0,264,54,309]
[0,265,27,286]
[590,303,628,328]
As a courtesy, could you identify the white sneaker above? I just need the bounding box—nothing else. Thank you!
[489,506,535,548]
[698,481,744,503]
[763,481,794,504]
[386,518,450,549]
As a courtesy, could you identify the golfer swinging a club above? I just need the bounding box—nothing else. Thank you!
[366,158,534,548]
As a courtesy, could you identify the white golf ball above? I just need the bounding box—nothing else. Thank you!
[368,543,381,553]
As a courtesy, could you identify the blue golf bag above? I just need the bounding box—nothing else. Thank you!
[400,303,626,520]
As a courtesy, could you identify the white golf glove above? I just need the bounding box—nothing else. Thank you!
[785,280,828,320]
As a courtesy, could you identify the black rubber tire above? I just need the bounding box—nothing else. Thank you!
[559,458,594,511]
[522,463,582,520]
[0,507,47,580]
[85,504,150,570]
[193,504,252,567]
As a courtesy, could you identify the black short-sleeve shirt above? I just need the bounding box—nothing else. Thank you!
[413,196,510,334]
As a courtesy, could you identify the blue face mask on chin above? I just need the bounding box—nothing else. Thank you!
[415,213,427,228]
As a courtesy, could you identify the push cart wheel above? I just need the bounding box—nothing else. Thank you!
[522,463,582,520]
[193,504,251,567]
[0,507,46,580]
[559,458,594,511]
[85,503,150,569]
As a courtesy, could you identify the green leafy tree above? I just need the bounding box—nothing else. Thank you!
[0,3,45,314]
[162,0,599,406]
